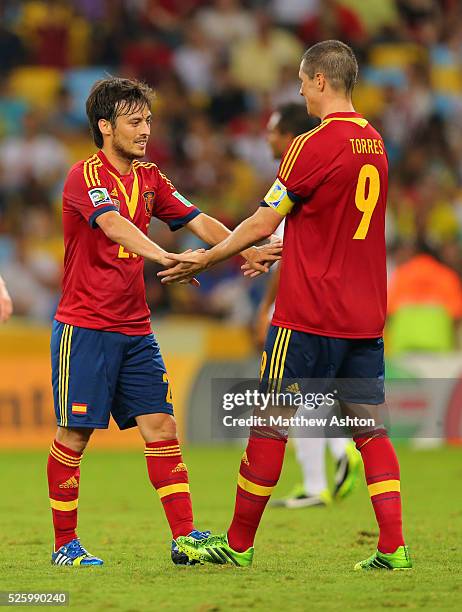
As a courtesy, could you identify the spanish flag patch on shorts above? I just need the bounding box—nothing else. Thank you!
[71,403,88,415]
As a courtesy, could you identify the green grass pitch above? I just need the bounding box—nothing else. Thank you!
[1,444,461,611]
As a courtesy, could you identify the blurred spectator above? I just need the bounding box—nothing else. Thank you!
[0,235,59,321]
[121,33,173,83]
[230,10,303,93]
[299,0,366,47]
[45,86,84,137]
[0,22,26,75]
[0,272,13,323]
[270,0,319,27]
[16,0,91,68]
[340,0,399,36]
[270,65,304,107]
[173,21,216,96]
[197,0,256,48]
[231,112,277,179]
[0,110,68,191]
[0,81,29,138]
[387,242,462,353]
[208,65,249,125]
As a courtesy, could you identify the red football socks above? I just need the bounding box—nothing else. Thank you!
[228,430,287,552]
[355,431,405,553]
[47,440,82,551]
[145,439,194,539]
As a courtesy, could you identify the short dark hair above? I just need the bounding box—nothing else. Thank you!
[301,40,358,96]
[275,103,319,136]
[86,77,154,148]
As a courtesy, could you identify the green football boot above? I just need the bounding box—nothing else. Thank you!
[354,545,412,571]
[176,533,254,567]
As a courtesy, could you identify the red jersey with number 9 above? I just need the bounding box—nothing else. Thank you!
[55,150,200,335]
[262,112,387,338]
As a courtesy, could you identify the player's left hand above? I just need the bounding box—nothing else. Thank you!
[158,249,210,284]
[241,241,283,278]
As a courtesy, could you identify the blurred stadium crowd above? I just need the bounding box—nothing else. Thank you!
[1,0,462,351]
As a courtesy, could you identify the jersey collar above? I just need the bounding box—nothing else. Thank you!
[97,150,134,177]
[323,112,364,120]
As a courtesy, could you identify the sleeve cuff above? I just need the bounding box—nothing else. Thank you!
[167,208,201,232]
[287,189,304,203]
[89,205,119,228]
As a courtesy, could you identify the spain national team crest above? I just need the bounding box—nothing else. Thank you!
[142,190,155,215]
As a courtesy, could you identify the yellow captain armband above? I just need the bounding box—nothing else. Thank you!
[263,178,295,217]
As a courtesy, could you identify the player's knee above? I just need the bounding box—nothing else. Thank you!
[136,413,177,442]
[56,426,93,454]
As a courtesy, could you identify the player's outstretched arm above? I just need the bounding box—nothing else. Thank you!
[96,211,200,285]
[0,274,13,323]
[96,211,173,264]
[158,207,282,284]
[186,213,282,276]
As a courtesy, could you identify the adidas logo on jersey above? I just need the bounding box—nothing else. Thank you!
[241,452,250,466]
[59,476,79,489]
[171,462,187,473]
[110,187,118,197]
[286,383,301,394]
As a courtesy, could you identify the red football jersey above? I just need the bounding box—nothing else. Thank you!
[55,151,200,335]
[262,112,387,338]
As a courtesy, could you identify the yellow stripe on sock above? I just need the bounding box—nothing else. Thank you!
[50,451,80,468]
[145,444,180,449]
[156,483,190,498]
[144,445,180,452]
[145,450,181,454]
[368,479,400,497]
[144,446,181,455]
[237,473,274,497]
[50,444,81,466]
[144,452,181,456]
[51,442,81,463]
[50,498,79,511]
[50,451,79,469]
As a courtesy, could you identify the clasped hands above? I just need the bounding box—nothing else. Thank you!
[157,238,283,286]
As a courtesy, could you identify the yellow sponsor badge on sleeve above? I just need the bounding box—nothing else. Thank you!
[263,178,295,216]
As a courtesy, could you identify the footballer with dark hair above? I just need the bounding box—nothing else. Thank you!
[47,77,280,567]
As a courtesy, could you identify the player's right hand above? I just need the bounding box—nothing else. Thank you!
[0,280,13,323]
